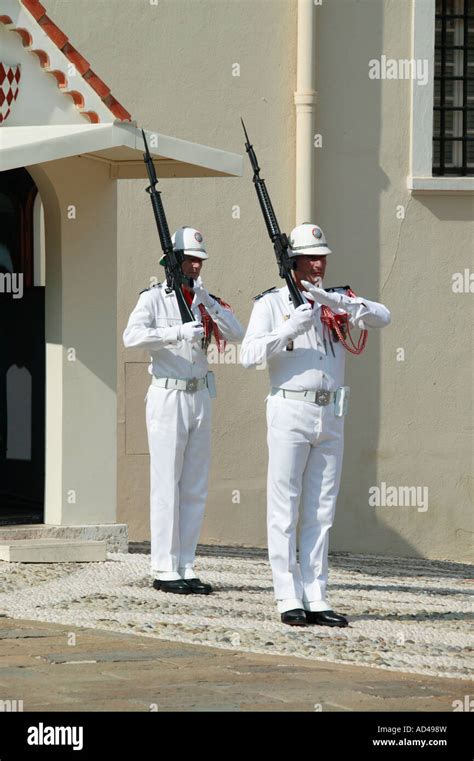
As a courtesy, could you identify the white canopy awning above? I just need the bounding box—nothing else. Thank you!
[0,121,243,178]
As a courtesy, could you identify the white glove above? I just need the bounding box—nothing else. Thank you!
[192,276,215,309]
[301,280,391,329]
[300,280,356,314]
[281,303,314,339]
[178,320,205,343]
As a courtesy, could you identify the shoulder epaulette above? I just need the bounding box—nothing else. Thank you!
[139,283,162,295]
[209,293,233,310]
[253,286,277,301]
[209,292,227,305]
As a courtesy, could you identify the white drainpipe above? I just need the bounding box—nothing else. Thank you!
[294,0,316,225]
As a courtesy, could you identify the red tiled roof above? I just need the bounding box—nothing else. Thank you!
[0,0,132,123]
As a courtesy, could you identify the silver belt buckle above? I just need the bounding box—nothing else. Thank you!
[315,390,331,406]
[186,378,198,393]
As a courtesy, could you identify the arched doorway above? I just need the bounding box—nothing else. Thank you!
[0,168,45,525]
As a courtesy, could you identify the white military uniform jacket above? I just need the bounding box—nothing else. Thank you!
[123,283,244,376]
[240,285,391,388]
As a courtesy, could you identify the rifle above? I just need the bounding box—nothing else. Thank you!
[241,122,368,356]
[141,129,194,323]
[241,119,304,309]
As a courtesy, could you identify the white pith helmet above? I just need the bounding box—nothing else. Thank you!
[160,226,209,265]
[288,223,332,257]
[172,226,208,258]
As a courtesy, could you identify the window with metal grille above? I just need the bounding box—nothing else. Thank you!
[433,0,474,175]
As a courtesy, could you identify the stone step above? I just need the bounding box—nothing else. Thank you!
[0,524,128,553]
[0,539,107,563]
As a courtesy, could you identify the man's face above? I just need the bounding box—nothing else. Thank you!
[293,254,327,289]
[181,255,203,283]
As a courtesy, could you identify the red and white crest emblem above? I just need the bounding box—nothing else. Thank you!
[0,63,21,125]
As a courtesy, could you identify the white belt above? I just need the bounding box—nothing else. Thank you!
[152,375,208,393]
[271,387,336,406]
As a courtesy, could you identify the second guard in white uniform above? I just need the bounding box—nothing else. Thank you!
[123,227,244,595]
[241,223,391,626]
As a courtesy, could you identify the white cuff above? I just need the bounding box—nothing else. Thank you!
[277,322,296,344]
[152,571,182,581]
[162,325,181,344]
[178,567,198,580]
[277,598,304,613]
[304,600,332,612]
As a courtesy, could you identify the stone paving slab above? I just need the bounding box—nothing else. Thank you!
[0,617,470,712]
[0,551,471,681]
[0,539,106,563]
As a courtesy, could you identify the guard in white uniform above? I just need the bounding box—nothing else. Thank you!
[123,227,244,595]
[241,224,391,625]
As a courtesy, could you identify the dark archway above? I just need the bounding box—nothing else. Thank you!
[0,168,45,525]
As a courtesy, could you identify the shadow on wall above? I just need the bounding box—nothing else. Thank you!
[314,0,432,560]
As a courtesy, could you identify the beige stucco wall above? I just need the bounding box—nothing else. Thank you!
[312,0,473,562]
[27,157,117,526]
[45,0,473,561]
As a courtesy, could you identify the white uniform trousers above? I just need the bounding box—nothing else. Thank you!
[145,385,212,579]
[266,394,345,614]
